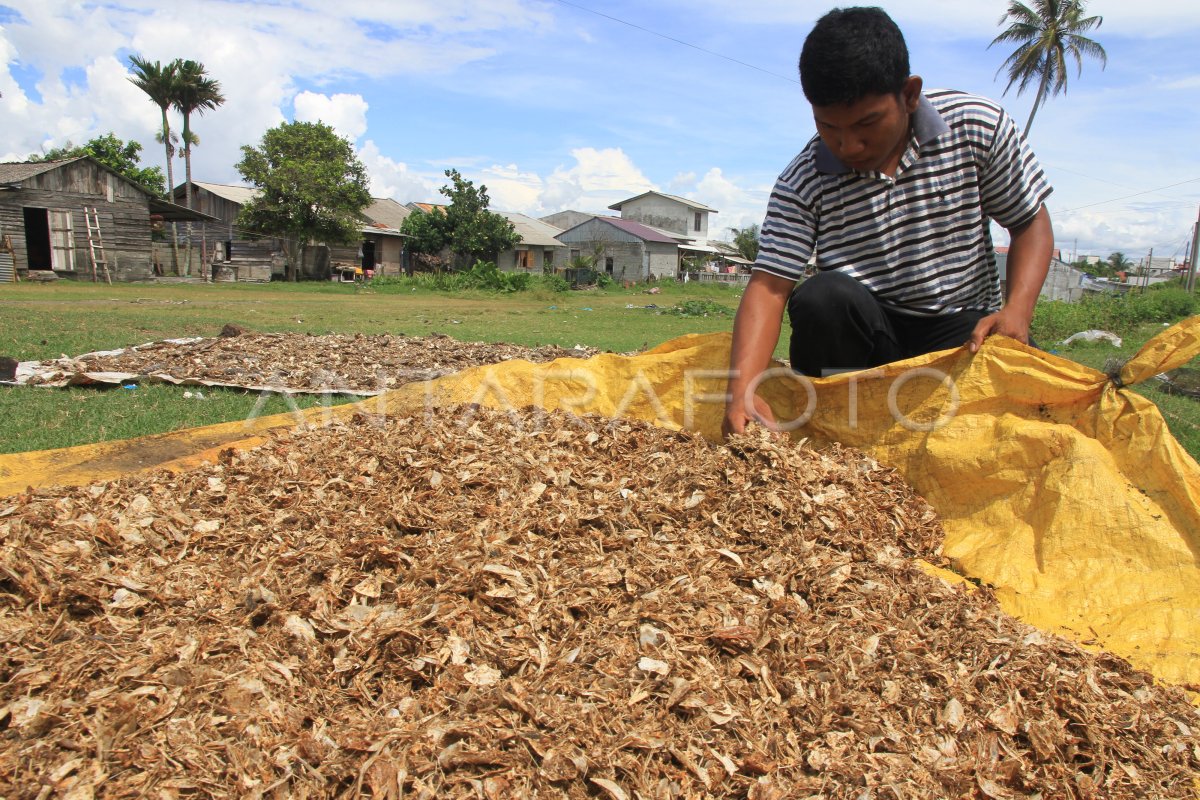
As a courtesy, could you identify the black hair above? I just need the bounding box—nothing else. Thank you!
[799,7,910,107]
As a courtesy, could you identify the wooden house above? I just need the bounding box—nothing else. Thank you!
[174,182,409,281]
[0,156,212,282]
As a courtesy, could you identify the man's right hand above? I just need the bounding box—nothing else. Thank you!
[722,393,778,438]
[722,271,795,440]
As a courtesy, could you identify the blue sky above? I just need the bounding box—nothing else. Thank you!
[1,0,1198,260]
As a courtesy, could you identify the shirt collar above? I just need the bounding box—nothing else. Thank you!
[813,93,950,175]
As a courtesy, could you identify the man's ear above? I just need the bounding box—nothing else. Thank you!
[901,76,923,112]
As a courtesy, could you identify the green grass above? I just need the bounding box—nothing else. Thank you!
[0,279,750,453]
[2,278,1198,462]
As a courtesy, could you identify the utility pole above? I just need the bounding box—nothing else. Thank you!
[1188,204,1200,293]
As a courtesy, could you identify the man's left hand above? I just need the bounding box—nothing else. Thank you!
[968,306,1031,353]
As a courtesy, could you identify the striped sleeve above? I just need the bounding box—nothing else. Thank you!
[753,152,817,281]
[979,107,1052,229]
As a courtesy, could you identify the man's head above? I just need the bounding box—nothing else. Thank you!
[800,7,922,174]
[799,7,910,107]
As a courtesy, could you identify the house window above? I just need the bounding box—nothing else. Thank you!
[515,249,532,269]
[570,249,580,262]
[544,250,554,268]
[605,257,614,274]
[694,212,702,232]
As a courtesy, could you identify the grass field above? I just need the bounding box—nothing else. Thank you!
[2,278,1198,460]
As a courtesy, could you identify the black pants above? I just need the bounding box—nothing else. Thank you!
[788,271,986,377]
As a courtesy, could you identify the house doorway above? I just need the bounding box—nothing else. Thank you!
[22,207,75,271]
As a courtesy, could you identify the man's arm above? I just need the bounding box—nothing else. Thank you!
[969,204,1053,352]
[723,271,795,437]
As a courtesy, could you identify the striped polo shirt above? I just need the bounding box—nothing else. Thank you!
[755,89,1052,315]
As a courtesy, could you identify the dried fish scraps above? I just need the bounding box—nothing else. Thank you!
[12,331,601,395]
[0,408,1197,799]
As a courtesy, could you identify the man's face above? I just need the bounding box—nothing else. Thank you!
[812,77,922,175]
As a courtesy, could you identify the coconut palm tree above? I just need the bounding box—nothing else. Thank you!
[729,224,760,263]
[127,56,178,197]
[989,0,1107,137]
[171,59,225,213]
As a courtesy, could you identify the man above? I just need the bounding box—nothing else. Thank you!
[723,6,1054,437]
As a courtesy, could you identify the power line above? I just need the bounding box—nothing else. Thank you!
[1056,177,1200,215]
[549,0,800,85]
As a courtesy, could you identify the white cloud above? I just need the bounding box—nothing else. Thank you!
[667,171,698,194]
[475,163,544,214]
[294,92,369,143]
[357,140,439,203]
[540,147,655,212]
[0,0,554,182]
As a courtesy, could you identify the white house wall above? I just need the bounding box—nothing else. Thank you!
[619,196,709,244]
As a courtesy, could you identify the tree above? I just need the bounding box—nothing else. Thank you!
[172,59,225,211]
[1107,251,1133,273]
[729,223,760,263]
[400,170,520,270]
[399,207,450,271]
[128,56,179,198]
[30,133,166,195]
[439,169,520,267]
[989,0,1107,137]
[236,121,372,281]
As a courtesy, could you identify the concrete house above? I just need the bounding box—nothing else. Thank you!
[609,190,717,241]
[608,190,720,268]
[0,156,211,282]
[540,210,595,232]
[495,212,565,273]
[404,203,564,272]
[556,216,679,282]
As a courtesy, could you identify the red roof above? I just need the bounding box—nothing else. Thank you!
[598,216,679,244]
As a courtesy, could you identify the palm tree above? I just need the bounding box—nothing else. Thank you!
[729,224,760,263]
[989,0,1107,137]
[1107,251,1133,272]
[127,56,178,198]
[171,59,225,213]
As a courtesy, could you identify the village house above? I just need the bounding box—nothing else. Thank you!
[404,203,565,273]
[495,212,565,273]
[555,216,679,282]
[543,192,744,282]
[173,182,410,281]
[0,156,212,283]
[607,190,720,268]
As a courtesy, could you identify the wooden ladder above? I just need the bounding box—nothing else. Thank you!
[84,206,111,285]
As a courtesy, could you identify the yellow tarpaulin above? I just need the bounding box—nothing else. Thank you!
[2,317,1199,691]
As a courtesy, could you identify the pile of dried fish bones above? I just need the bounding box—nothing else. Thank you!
[1,408,1197,799]
[20,330,600,394]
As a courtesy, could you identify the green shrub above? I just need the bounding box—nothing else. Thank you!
[670,299,735,318]
[1032,284,1199,343]
[370,263,536,293]
[539,273,570,293]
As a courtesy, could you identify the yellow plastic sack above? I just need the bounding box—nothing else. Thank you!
[2,318,1199,692]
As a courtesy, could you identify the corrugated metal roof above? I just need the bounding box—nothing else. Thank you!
[497,211,564,248]
[608,190,718,213]
[363,198,411,229]
[0,158,79,184]
[599,216,680,244]
[406,202,447,215]
[188,181,261,205]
